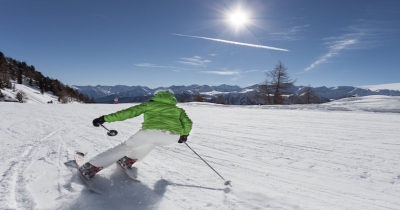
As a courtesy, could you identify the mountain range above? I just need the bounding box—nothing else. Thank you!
[73,83,400,105]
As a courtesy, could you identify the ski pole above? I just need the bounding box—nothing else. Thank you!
[184,142,232,187]
[99,124,118,136]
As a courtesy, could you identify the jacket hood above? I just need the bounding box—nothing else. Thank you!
[150,91,177,105]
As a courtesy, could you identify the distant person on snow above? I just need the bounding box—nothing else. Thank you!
[79,89,193,180]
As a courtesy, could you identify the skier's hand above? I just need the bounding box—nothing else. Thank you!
[178,135,188,143]
[92,116,105,127]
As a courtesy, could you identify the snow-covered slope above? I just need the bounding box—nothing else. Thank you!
[251,95,400,113]
[359,82,400,91]
[1,83,59,104]
[1,95,399,209]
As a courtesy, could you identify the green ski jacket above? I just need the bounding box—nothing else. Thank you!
[104,91,192,136]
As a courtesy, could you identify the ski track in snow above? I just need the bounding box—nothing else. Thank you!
[1,98,400,209]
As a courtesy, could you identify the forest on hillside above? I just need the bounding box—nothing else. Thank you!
[0,51,93,103]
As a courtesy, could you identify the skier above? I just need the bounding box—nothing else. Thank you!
[79,89,193,180]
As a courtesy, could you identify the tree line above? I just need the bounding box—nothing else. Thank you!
[252,61,321,105]
[162,61,322,105]
[174,61,321,105]
[0,51,93,103]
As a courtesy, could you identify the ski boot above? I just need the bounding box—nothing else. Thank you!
[117,156,138,170]
[79,162,103,180]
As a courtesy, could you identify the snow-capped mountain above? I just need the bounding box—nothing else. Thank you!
[292,85,400,101]
[73,85,154,99]
[73,84,244,103]
[73,83,400,105]
[73,84,243,99]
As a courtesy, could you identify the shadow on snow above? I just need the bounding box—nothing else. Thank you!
[60,162,227,210]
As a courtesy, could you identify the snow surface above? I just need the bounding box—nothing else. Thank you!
[1,83,59,104]
[359,83,400,91]
[1,88,400,209]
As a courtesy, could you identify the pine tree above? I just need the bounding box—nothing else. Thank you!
[0,52,93,103]
[39,79,45,94]
[17,68,23,84]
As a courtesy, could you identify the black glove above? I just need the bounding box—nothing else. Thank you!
[92,116,105,127]
[178,135,188,143]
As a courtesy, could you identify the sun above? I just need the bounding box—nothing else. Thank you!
[226,8,250,29]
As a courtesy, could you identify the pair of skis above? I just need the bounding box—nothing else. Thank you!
[74,152,139,194]
[80,125,232,192]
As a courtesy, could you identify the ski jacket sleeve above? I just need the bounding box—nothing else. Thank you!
[179,108,193,136]
[104,103,148,122]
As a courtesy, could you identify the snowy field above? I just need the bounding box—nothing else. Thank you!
[359,82,400,91]
[1,95,400,209]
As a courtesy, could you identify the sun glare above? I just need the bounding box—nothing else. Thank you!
[229,10,248,26]
[228,10,249,27]
[217,4,256,33]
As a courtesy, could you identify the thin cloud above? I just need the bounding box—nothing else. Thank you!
[243,69,264,73]
[304,20,393,72]
[305,38,357,72]
[172,33,289,52]
[136,63,241,75]
[135,63,158,67]
[135,63,196,71]
[176,56,211,66]
[200,71,241,75]
[136,62,263,76]
[200,69,262,76]
[345,19,398,49]
[269,25,309,41]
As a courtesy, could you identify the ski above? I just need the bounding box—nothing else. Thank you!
[116,160,141,182]
[74,152,103,194]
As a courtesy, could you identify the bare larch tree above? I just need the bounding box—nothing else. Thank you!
[266,61,296,105]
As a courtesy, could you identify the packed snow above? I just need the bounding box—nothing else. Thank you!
[1,86,400,210]
[359,83,400,91]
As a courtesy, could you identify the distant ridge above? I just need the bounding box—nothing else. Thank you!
[73,83,400,105]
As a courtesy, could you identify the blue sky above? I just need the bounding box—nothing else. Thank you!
[1,0,399,88]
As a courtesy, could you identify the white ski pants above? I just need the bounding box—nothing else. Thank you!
[88,129,180,168]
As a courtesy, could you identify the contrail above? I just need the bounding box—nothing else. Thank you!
[172,33,289,52]
[304,39,357,71]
